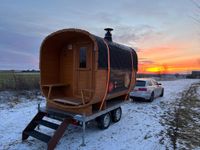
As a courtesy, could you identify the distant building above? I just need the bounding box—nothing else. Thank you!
[191,71,200,78]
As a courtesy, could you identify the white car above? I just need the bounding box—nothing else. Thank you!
[130,78,164,102]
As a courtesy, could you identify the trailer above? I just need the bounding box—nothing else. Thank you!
[22,99,128,150]
[22,28,138,149]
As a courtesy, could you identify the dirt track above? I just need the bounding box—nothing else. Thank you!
[160,81,200,149]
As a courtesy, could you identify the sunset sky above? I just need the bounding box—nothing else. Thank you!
[0,0,199,74]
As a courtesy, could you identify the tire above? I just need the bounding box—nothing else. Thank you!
[97,113,111,129]
[111,107,122,123]
[160,89,164,97]
[149,92,154,102]
[130,96,134,100]
[130,96,136,101]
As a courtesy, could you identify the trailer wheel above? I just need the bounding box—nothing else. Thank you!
[97,113,111,129]
[111,107,122,122]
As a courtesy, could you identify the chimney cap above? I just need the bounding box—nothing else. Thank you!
[104,28,113,42]
[104,28,113,32]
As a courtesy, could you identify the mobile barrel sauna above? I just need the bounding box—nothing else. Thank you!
[22,28,138,149]
[40,28,138,115]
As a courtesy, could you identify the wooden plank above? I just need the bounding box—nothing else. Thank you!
[53,98,82,106]
[47,102,93,115]
[47,118,71,150]
[36,120,59,130]
[27,130,51,143]
[42,84,68,87]
[48,86,52,99]
[42,84,69,99]
[22,112,46,140]
[60,48,74,97]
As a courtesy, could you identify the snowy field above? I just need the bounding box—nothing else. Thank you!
[0,79,199,150]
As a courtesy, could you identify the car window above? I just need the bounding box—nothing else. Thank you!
[136,80,146,86]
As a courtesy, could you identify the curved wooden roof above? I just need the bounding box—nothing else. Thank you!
[40,28,138,71]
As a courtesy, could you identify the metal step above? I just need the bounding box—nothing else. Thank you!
[36,120,59,130]
[26,130,51,143]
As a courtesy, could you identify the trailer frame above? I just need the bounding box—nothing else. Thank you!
[22,99,129,149]
[41,99,127,146]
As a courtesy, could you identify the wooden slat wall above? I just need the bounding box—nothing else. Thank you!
[92,70,107,103]
[41,46,60,97]
[41,50,60,84]
[60,47,74,97]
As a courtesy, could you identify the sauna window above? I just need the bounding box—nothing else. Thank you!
[79,47,87,68]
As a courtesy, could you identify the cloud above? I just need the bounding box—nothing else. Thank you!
[0,47,38,70]
[113,25,160,47]
[0,28,40,70]
[139,58,155,65]
[120,0,168,16]
[0,28,41,53]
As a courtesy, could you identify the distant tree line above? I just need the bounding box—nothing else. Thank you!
[21,69,40,73]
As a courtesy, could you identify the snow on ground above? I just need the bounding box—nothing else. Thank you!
[0,79,199,150]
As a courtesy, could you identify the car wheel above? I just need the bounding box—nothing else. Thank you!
[149,92,154,102]
[111,107,122,122]
[97,113,111,129]
[160,89,164,97]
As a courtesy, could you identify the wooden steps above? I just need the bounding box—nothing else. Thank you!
[36,120,59,130]
[26,130,51,143]
[22,112,72,150]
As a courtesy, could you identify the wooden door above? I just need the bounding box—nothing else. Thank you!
[74,43,93,98]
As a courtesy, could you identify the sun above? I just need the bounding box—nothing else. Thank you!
[146,67,165,73]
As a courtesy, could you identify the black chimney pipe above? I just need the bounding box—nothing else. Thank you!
[104,28,113,42]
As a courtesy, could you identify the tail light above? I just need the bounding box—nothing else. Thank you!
[138,88,147,91]
[108,82,114,92]
[71,119,80,126]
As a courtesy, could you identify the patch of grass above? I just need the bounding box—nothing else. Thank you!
[160,82,200,149]
[0,71,40,91]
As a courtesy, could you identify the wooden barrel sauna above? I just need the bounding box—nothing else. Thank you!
[40,28,138,115]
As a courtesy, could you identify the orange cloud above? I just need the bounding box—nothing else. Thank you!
[133,27,200,74]
[138,51,200,74]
